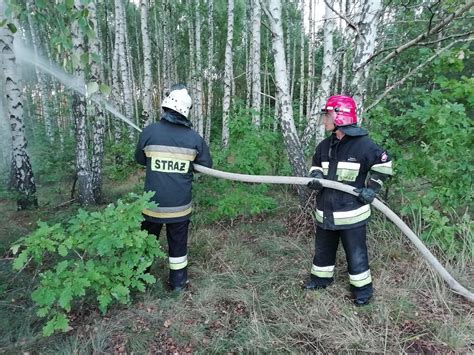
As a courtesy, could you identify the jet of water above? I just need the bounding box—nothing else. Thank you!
[13,41,142,133]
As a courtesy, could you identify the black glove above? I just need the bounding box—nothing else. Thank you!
[307,170,324,192]
[354,187,376,204]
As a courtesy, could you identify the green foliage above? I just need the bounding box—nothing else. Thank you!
[368,48,473,254]
[10,192,165,336]
[415,206,472,255]
[31,134,76,184]
[104,141,139,181]
[194,110,283,223]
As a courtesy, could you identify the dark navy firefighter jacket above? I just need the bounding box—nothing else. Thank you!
[135,110,212,224]
[310,132,393,230]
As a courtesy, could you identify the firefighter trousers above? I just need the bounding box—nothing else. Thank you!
[141,219,190,289]
[311,225,373,300]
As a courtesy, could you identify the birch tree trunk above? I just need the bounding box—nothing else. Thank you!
[300,0,336,148]
[250,0,261,127]
[194,0,204,136]
[221,0,234,147]
[0,88,10,171]
[111,4,123,147]
[187,1,196,126]
[1,16,38,210]
[245,0,251,110]
[350,0,382,118]
[289,24,297,101]
[162,0,173,90]
[264,0,308,203]
[340,0,351,93]
[72,0,94,205]
[205,0,214,144]
[140,0,154,127]
[116,0,135,139]
[298,0,305,122]
[88,1,106,203]
[26,0,54,144]
[152,1,162,101]
[305,0,314,121]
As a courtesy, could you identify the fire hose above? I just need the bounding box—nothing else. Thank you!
[194,164,474,303]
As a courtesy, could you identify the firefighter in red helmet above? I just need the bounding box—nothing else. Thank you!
[305,95,393,306]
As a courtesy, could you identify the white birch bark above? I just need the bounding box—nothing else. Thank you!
[300,0,336,148]
[112,0,124,145]
[26,0,54,143]
[298,0,305,121]
[264,0,308,202]
[72,0,94,205]
[245,0,251,110]
[251,0,261,127]
[0,86,10,170]
[222,0,234,147]
[187,1,196,126]
[88,1,106,203]
[340,0,351,93]
[152,0,162,101]
[289,23,297,101]
[205,0,214,144]
[1,16,38,209]
[117,0,135,138]
[162,0,173,90]
[305,0,314,121]
[194,0,204,136]
[141,0,154,127]
[350,0,382,118]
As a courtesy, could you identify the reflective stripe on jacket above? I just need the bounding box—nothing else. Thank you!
[135,111,212,223]
[310,133,392,230]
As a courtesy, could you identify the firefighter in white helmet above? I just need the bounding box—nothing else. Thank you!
[135,84,212,292]
[305,95,393,306]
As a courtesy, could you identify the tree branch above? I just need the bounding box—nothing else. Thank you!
[358,30,474,66]
[323,0,359,33]
[375,0,474,66]
[366,37,472,112]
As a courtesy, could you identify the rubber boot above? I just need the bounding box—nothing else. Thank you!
[304,275,334,290]
[354,295,372,306]
[169,268,188,292]
[352,283,373,306]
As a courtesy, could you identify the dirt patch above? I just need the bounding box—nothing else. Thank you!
[405,338,454,354]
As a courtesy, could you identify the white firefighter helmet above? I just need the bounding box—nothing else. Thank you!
[161,86,192,118]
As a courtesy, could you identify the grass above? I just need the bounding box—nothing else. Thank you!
[0,177,473,353]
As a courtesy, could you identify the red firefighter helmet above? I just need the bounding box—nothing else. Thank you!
[322,95,357,126]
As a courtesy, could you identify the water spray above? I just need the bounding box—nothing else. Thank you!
[13,41,142,133]
[14,42,473,302]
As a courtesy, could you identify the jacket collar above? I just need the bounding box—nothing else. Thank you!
[161,110,193,128]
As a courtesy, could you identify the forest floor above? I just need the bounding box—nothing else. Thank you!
[0,174,473,354]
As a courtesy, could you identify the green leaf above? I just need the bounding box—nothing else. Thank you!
[59,288,73,311]
[42,318,56,336]
[140,273,156,284]
[58,244,68,257]
[36,307,49,318]
[86,81,99,96]
[42,313,70,336]
[80,53,89,67]
[56,260,69,273]
[99,84,111,96]
[7,23,17,34]
[0,19,7,27]
[111,285,130,300]
[86,28,96,41]
[10,244,20,255]
[98,293,112,314]
[12,250,29,270]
